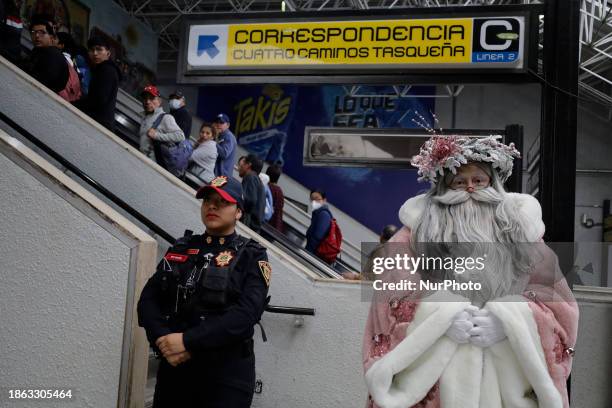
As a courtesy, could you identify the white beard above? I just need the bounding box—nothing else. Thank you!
[412,187,532,304]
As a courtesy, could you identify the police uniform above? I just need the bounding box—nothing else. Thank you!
[137,176,271,408]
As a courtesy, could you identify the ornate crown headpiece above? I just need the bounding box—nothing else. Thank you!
[410,135,521,184]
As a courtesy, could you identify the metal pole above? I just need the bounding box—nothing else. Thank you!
[539,0,580,243]
[504,124,524,193]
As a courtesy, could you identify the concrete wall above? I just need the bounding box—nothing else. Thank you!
[0,131,157,407]
[254,272,369,408]
[574,103,612,286]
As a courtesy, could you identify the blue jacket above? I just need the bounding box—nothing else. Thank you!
[306,205,332,254]
[214,129,237,177]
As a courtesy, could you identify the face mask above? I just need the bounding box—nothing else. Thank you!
[311,200,323,211]
[169,99,182,110]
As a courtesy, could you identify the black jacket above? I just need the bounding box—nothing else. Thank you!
[241,172,266,232]
[28,47,69,93]
[170,106,192,140]
[77,59,121,131]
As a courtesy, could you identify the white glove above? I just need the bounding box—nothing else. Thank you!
[468,309,506,348]
[445,306,479,344]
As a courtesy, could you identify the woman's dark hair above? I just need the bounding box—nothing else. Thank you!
[266,164,282,183]
[30,14,56,37]
[199,122,217,139]
[310,189,326,199]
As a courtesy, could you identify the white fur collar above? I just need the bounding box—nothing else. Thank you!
[365,293,562,408]
[398,192,545,242]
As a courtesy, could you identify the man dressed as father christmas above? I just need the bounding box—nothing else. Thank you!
[363,135,578,408]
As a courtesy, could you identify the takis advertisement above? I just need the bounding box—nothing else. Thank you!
[198,84,435,232]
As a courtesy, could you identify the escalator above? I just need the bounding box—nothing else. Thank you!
[111,87,358,277]
[0,109,344,278]
[0,56,351,280]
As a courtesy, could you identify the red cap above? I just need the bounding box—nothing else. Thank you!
[141,85,160,98]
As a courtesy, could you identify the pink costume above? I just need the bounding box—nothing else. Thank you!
[363,193,579,408]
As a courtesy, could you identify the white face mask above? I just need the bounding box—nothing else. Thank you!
[311,200,323,211]
[169,99,182,110]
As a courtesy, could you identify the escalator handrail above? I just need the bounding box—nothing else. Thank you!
[265,305,315,316]
[281,194,366,258]
[0,110,177,245]
[260,223,345,279]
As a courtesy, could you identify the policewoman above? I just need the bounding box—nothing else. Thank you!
[138,175,271,408]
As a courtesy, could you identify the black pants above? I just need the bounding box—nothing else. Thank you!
[153,350,255,408]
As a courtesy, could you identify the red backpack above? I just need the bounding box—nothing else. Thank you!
[317,218,343,264]
[58,61,82,103]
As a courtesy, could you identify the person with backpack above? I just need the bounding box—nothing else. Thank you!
[75,35,119,131]
[139,85,191,178]
[57,32,90,96]
[306,189,342,264]
[26,15,69,95]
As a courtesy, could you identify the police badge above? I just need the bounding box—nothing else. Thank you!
[210,176,228,188]
[215,250,234,267]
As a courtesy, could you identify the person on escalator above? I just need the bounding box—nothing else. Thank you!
[56,32,90,96]
[0,0,23,65]
[168,90,193,140]
[139,85,187,177]
[237,154,266,233]
[188,122,218,184]
[26,15,69,95]
[305,189,339,265]
[75,35,120,132]
[213,113,237,178]
[266,164,285,233]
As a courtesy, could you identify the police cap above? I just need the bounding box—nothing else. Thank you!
[196,176,244,208]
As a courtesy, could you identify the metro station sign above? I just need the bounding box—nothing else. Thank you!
[178,8,538,84]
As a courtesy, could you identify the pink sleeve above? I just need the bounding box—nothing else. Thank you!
[362,227,440,408]
[363,227,416,371]
[525,243,579,408]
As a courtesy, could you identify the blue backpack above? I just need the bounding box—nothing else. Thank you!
[263,184,274,222]
[152,113,193,178]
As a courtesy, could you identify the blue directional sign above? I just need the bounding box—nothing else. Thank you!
[197,35,220,58]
